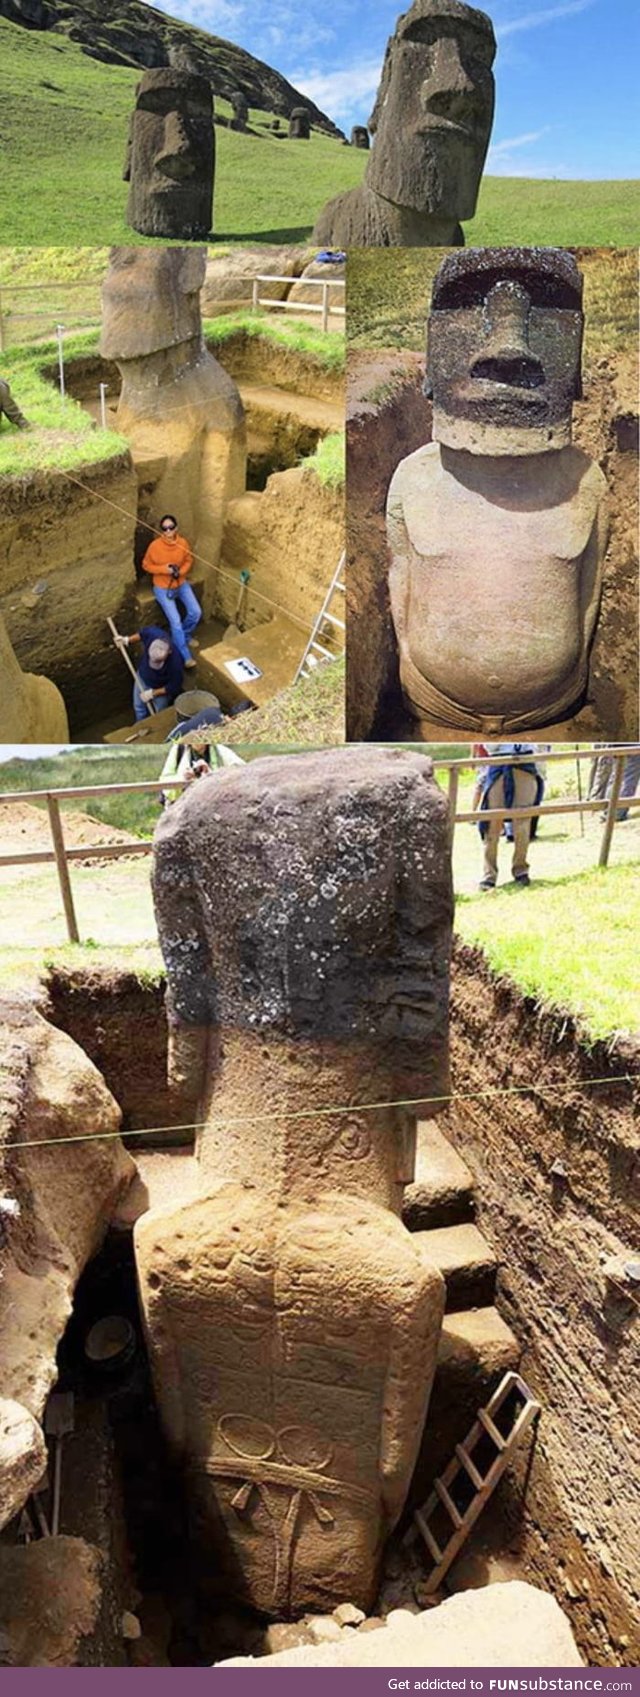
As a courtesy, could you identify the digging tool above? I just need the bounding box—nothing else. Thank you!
[29,1489,51,1538]
[107,616,157,713]
[224,569,251,642]
[45,1391,74,1537]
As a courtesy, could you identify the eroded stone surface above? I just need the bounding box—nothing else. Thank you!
[136,748,453,1616]
[0,1537,102,1666]
[0,1399,47,1531]
[387,250,610,733]
[101,248,246,595]
[0,613,68,743]
[125,63,215,240]
[313,0,495,247]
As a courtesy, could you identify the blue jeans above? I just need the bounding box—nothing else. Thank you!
[134,678,169,721]
[153,581,202,662]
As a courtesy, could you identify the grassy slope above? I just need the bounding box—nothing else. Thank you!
[0,328,127,475]
[348,247,639,358]
[2,20,639,247]
[0,18,362,246]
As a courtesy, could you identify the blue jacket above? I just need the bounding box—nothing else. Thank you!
[137,626,184,702]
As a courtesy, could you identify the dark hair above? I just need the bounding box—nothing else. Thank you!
[160,514,178,528]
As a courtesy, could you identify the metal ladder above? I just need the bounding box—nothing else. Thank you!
[412,1370,541,1595]
[294,552,346,683]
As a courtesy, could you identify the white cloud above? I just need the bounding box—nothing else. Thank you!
[292,61,381,122]
[489,126,552,158]
[496,0,595,40]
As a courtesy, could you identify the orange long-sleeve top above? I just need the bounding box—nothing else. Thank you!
[142,533,193,590]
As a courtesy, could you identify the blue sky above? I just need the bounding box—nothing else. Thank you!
[153,0,639,178]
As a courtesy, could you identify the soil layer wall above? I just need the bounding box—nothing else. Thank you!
[443,940,640,1665]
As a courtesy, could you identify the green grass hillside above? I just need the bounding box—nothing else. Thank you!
[0,17,362,246]
[2,17,638,247]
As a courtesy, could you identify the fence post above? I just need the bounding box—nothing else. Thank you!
[598,753,625,868]
[447,767,459,847]
[46,795,80,943]
[99,383,109,430]
[252,278,259,311]
[322,281,329,333]
[56,324,66,397]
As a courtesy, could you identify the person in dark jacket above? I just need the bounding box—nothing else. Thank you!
[0,379,30,430]
[117,626,184,720]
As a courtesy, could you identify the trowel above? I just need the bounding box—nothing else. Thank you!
[44,1390,75,1536]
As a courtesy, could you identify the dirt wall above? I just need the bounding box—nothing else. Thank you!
[205,331,344,407]
[442,940,640,1665]
[43,968,179,1143]
[347,348,639,742]
[1,453,138,731]
[218,463,344,631]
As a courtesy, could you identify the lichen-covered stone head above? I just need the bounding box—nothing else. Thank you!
[366,0,496,218]
[125,65,215,240]
[100,246,207,361]
[289,107,311,139]
[351,125,370,149]
[426,247,584,454]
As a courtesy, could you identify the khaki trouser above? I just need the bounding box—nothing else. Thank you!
[482,769,539,885]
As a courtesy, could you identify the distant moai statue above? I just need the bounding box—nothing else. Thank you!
[124,45,215,239]
[289,106,311,139]
[100,247,246,598]
[313,0,496,246]
[351,125,370,149]
[230,89,249,131]
[271,118,282,131]
[387,249,610,734]
[136,747,454,1618]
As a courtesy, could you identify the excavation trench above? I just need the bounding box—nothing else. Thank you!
[3,333,344,741]
[19,944,639,1664]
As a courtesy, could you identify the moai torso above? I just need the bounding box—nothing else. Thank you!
[313,0,496,248]
[387,249,610,733]
[135,748,453,1616]
[100,248,246,585]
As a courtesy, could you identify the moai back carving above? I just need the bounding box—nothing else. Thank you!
[135,748,453,1616]
[387,249,610,734]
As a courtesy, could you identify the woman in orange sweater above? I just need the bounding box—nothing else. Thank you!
[141,515,202,668]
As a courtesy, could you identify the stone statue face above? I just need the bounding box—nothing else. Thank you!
[126,68,214,239]
[101,246,207,361]
[426,248,584,454]
[366,0,495,218]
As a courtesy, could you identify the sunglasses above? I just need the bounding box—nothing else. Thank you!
[162,523,177,534]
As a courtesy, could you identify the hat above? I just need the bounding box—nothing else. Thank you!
[148,638,171,669]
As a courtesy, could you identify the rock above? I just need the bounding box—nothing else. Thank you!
[121,1612,142,1641]
[307,1616,344,1644]
[101,247,246,595]
[136,747,453,1619]
[202,247,312,312]
[125,65,214,241]
[332,1603,365,1627]
[0,1537,102,1666]
[0,614,68,744]
[0,1399,47,1531]
[223,1581,584,1667]
[313,0,495,247]
[262,1622,315,1654]
[386,249,609,735]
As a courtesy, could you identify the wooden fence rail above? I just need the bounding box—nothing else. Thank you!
[0,748,637,944]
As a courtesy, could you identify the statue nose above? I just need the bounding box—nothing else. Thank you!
[156,113,196,179]
[470,281,544,387]
[421,37,476,119]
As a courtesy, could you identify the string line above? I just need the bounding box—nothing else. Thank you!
[8,1073,637,1152]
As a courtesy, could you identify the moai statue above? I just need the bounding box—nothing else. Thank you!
[0,613,68,742]
[351,125,370,150]
[101,247,246,598]
[387,249,610,734]
[230,89,249,131]
[135,747,453,1617]
[124,49,215,240]
[313,0,495,247]
[289,106,311,139]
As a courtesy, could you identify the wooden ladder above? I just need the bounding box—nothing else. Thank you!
[412,1370,541,1595]
[294,551,346,682]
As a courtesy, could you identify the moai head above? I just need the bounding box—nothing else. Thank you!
[351,124,370,149]
[124,58,215,240]
[100,246,207,362]
[366,0,496,219]
[289,106,311,139]
[230,89,249,130]
[426,247,584,454]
